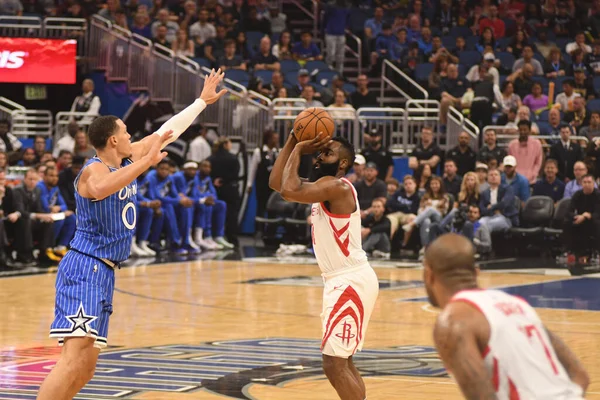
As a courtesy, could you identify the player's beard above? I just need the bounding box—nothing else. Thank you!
[425,284,439,308]
[309,160,340,182]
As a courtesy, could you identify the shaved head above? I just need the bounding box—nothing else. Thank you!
[423,233,478,307]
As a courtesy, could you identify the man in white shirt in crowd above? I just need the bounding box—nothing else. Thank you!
[0,119,22,157]
[53,121,79,158]
[555,79,581,113]
[189,8,216,49]
[70,79,101,124]
[186,124,211,162]
[512,45,544,75]
[151,8,179,43]
[566,32,592,55]
[295,85,324,108]
[466,53,500,86]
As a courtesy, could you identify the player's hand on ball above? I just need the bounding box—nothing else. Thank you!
[296,132,331,155]
[147,130,173,165]
[200,68,228,104]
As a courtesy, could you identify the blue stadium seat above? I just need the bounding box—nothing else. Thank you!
[280,60,300,75]
[414,63,434,83]
[537,121,552,135]
[316,70,337,87]
[563,53,572,64]
[246,31,266,51]
[465,36,479,51]
[497,37,511,51]
[537,109,550,121]
[284,70,299,85]
[450,26,471,38]
[442,36,456,50]
[458,64,468,79]
[271,32,280,44]
[495,52,515,68]
[225,69,250,84]
[594,76,600,93]
[588,99,600,112]
[348,8,371,34]
[552,75,573,90]
[555,38,570,52]
[305,60,330,73]
[343,82,356,94]
[533,52,545,65]
[192,57,211,69]
[459,51,482,66]
[254,70,273,85]
[499,74,507,87]
[503,18,516,34]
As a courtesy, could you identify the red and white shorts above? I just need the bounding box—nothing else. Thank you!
[320,264,379,358]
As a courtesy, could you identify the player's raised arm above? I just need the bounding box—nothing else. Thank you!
[82,132,173,200]
[545,328,590,394]
[280,134,348,204]
[131,69,227,162]
[433,302,498,400]
[269,130,299,193]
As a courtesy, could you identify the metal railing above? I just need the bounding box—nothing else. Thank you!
[106,25,130,81]
[448,106,480,150]
[0,97,25,123]
[345,29,362,75]
[150,44,176,101]
[10,110,53,137]
[174,56,203,112]
[380,59,428,106]
[0,16,42,37]
[43,17,87,58]
[88,15,111,71]
[357,108,406,152]
[495,134,589,149]
[54,112,98,142]
[128,33,153,91]
[282,0,319,39]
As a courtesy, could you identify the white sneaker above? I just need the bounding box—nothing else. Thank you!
[188,235,202,251]
[206,237,224,250]
[215,236,234,249]
[130,241,145,257]
[197,237,219,250]
[139,241,156,256]
[372,250,390,259]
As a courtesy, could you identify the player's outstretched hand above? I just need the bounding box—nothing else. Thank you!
[200,68,228,104]
[147,130,173,165]
[296,132,331,155]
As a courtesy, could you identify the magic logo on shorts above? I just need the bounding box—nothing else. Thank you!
[0,338,447,399]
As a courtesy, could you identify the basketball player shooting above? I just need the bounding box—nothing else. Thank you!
[270,130,379,400]
[424,233,589,399]
[37,69,227,400]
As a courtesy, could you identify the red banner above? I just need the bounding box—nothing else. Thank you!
[0,38,76,84]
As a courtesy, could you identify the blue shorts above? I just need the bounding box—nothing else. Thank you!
[49,251,115,349]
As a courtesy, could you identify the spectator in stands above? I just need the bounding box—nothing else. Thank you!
[114,9,128,29]
[401,42,425,78]
[354,162,387,213]
[37,166,76,259]
[386,178,400,197]
[56,150,72,173]
[567,49,587,77]
[417,26,433,56]
[543,47,567,79]
[507,104,540,134]
[439,64,467,126]
[466,53,500,86]
[406,13,422,42]
[265,5,286,35]
[446,131,476,177]
[409,126,443,172]
[522,82,549,113]
[190,8,215,51]
[177,0,197,31]
[478,129,506,166]
[427,56,449,99]
[509,12,534,37]
[186,124,211,163]
[555,79,581,112]
[296,85,323,108]
[533,28,556,59]
[171,28,194,58]
[243,6,271,35]
[58,155,84,212]
[346,154,366,184]
[479,168,519,232]
[203,24,227,62]
[508,120,543,184]
[549,124,584,181]
[73,130,95,159]
[152,23,171,50]
[451,36,467,59]
[130,10,152,39]
[350,74,377,109]
[414,163,433,194]
[247,130,279,217]
[476,27,498,55]
[564,161,595,198]
[582,111,600,140]
[386,175,419,240]
[33,136,46,163]
[207,138,240,245]
[553,2,576,38]
[476,162,490,192]
[565,97,590,134]
[218,39,246,71]
[479,5,505,38]
[434,0,454,35]
[0,120,20,164]
[564,174,600,262]
[251,36,280,72]
[371,23,395,68]
[361,127,393,181]
[497,83,522,124]
[53,121,77,158]
[18,148,36,167]
[151,9,178,43]
[586,40,600,75]
[11,169,57,264]
[70,79,101,122]
[566,32,592,55]
[323,0,349,74]
[442,159,462,198]
[361,198,391,259]
[469,73,497,131]
[272,30,292,60]
[508,62,535,99]
[533,159,565,203]
[573,68,597,100]
[364,7,384,43]
[329,89,355,126]
[501,155,531,203]
[97,0,118,22]
[292,31,322,63]
[512,45,543,75]
[286,68,309,98]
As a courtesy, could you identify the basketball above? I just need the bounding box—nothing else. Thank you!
[293,107,335,142]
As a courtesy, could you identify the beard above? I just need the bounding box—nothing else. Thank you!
[309,160,340,182]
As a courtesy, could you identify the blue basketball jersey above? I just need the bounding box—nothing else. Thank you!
[69,157,138,262]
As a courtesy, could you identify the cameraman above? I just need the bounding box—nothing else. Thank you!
[428,204,491,254]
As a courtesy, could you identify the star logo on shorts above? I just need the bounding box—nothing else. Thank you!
[66,303,98,334]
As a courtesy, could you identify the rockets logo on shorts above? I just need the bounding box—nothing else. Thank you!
[65,303,98,334]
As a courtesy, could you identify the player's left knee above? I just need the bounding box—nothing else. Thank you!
[322,354,348,377]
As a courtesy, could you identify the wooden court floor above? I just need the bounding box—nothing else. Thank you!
[1,259,600,399]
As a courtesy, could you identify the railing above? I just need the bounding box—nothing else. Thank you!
[88,15,111,71]
[106,25,131,81]
[495,134,589,149]
[150,44,176,101]
[273,99,307,141]
[174,56,202,112]
[0,16,42,37]
[282,0,319,39]
[345,29,362,75]
[54,112,98,142]
[128,33,153,91]
[357,108,406,152]
[43,17,87,58]
[447,106,480,151]
[380,59,428,106]
[0,97,25,123]
[403,99,441,150]
[10,110,53,137]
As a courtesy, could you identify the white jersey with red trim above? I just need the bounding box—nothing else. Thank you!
[451,289,584,400]
[310,177,369,275]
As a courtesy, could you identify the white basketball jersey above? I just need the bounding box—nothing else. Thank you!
[451,290,584,400]
[310,178,369,275]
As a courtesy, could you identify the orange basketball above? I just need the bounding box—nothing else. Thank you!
[293,107,335,142]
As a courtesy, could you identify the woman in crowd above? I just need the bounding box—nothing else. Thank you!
[172,28,194,58]
[413,163,432,195]
[496,80,522,124]
[544,47,567,79]
[328,90,355,126]
[476,27,497,54]
[272,30,293,60]
[428,55,448,98]
[506,29,528,59]
[235,31,252,62]
[522,82,549,113]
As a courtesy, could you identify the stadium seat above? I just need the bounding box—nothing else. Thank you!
[225,69,250,84]
[246,31,266,51]
[459,51,482,67]
[254,70,273,85]
[510,196,554,250]
[192,57,211,69]
[255,192,297,246]
[280,60,300,75]
[414,63,433,83]
[442,36,455,50]
[537,121,552,135]
[495,52,515,68]
[563,53,572,64]
[497,37,511,51]
[343,82,356,94]
[555,37,570,52]
[543,197,571,239]
[465,36,479,51]
[537,109,550,121]
[305,60,330,74]
[284,70,299,86]
[316,70,337,87]
[594,76,600,93]
[450,26,471,38]
[348,8,371,34]
[283,203,311,244]
[552,75,572,90]
[588,99,600,112]
[533,52,545,65]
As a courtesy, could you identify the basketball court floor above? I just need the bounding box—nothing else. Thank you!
[1,253,600,399]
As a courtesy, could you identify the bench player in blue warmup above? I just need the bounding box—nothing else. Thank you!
[37,69,226,400]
